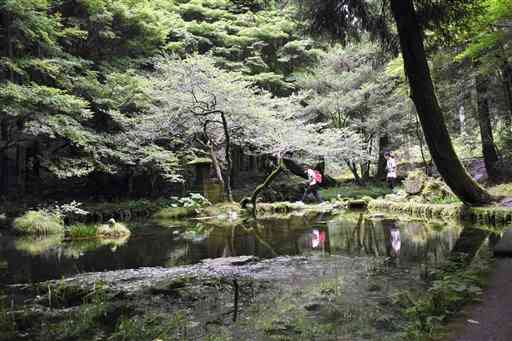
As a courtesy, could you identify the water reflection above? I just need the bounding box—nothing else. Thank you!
[0,212,473,284]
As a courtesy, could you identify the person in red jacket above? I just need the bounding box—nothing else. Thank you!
[300,166,323,203]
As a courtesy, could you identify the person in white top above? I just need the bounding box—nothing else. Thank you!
[384,152,397,189]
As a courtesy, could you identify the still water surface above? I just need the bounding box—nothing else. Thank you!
[0,212,467,284]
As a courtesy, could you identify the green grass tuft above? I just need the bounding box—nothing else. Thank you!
[67,224,97,239]
[13,210,64,235]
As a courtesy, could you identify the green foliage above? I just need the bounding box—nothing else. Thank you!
[111,311,189,341]
[13,209,64,235]
[170,193,211,209]
[67,223,97,239]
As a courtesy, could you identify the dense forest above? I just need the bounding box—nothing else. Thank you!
[0,0,509,202]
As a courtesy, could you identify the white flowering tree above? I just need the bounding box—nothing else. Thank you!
[148,55,306,201]
[148,54,368,209]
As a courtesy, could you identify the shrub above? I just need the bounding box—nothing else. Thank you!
[13,210,64,235]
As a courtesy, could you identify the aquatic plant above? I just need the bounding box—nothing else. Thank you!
[13,210,65,235]
[96,221,131,238]
[67,223,97,239]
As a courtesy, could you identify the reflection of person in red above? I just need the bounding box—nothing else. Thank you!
[312,229,326,250]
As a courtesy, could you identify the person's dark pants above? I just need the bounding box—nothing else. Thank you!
[302,184,323,202]
[387,177,396,189]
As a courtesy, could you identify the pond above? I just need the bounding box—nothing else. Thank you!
[0,210,495,340]
[0,211,464,285]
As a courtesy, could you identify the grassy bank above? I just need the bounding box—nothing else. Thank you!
[369,199,512,225]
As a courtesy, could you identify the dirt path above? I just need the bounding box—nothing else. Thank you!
[449,258,512,341]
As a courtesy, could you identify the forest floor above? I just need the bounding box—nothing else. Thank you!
[447,258,512,341]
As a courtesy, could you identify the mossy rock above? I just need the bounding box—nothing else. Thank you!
[404,171,426,195]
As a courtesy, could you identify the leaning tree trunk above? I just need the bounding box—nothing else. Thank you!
[390,0,493,205]
[248,159,284,218]
[476,73,500,181]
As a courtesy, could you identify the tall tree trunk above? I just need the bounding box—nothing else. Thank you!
[0,119,8,195]
[16,143,26,194]
[501,61,512,122]
[476,74,500,181]
[230,145,241,189]
[220,113,233,201]
[376,135,389,179]
[389,0,493,205]
[209,142,224,188]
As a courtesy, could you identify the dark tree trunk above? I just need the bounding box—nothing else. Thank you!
[247,159,284,218]
[346,161,362,185]
[390,0,493,205]
[376,135,389,179]
[16,143,26,194]
[220,113,233,201]
[230,145,241,189]
[501,61,512,122]
[0,119,8,195]
[476,74,500,181]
